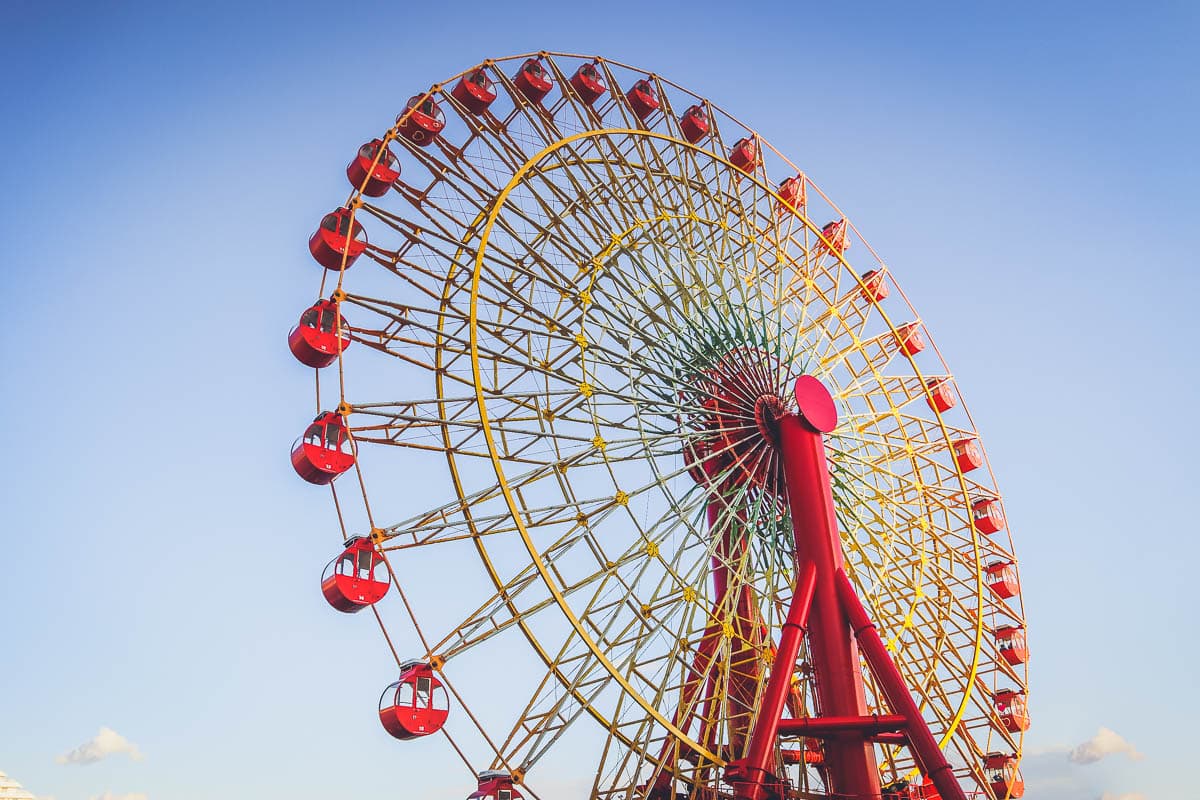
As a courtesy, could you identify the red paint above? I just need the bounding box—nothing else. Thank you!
[775,713,906,737]
[995,626,1028,665]
[837,571,969,800]
[468,771,523,800]
[625,78,659,121]
[452,68,497,114]
[793,374,838,433]
[778,175,805,214]
[570,63,607,105]
[925,378,957,413]
[290,411,355,485]
[994,689,1030,733]
[321,536,390,612]
[309,207,367,271]
[984,753,1024,799]
[951,437,983,473]
[986,560,1019,599]
[397,94,445,146]
[730,562,816,799]
[378,661,449,739]
[972,497,1006,534]
[819,219,850,254]
[288,299,350,368]
[513,58,552,103]
[861,269,889,302]
[346,139,399,197]
[679,104,709,143]
[729,137,761,174]
[774,403,880,800]
[896,322,926,356]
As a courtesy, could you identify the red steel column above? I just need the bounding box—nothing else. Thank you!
[778,376,881,800]
[734,561,817,800]
[835,570,968,800]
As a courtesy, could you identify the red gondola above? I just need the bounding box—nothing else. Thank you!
[895,322,926,356]
[309,207,367,271]
[570,63,607,106]
[986,560,1019,599]
[288,299,350,368]
[729,137,761,174]
[468,771,524,800]
[951,437,983,473]
[925,378,957,413]
[625,78,659,121]
[778,175,806,215]
[290,411,355,485]
[994,689,1030,732]
[452,68,498,114]
[860,268,889,302]
[346,139,400,197]
[984,753,1024,798]
[397,94,445,146]
[995,626,1028,665]
[379,660,449,740]
[679,104,709,143]
[972,497,1007,534]
[513,58,553,104]
[819,218,850,254]
[321,536,390,612]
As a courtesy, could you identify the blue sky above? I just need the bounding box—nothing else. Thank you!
[1,2,1196,799]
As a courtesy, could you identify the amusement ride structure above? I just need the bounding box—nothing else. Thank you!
[288,52,1028,800]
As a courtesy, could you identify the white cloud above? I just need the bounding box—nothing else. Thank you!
[1099,794,1146,800]
[1069,728,1143,765]
[56,728,144,766]
[89,793,147,800]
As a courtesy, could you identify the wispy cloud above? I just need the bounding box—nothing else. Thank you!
[1099,793,1146,800]
[90,793,147,800]
[56,728,144,766]
[1069,727,1143,765]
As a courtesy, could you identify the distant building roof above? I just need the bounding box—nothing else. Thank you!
[0,770,37,799]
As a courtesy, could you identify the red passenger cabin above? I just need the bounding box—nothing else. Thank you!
[309,207,367,271]
[452,68,498,114]
[514,58,553,104]
[570,63,607,105]
[986,560,1020,599]
[291,411,355,485]
[820,219,850,254]
[321,536,390,612]
[882,776,942,800]
[925,378,957,413]
[679,104,709,143]
[778,175,806,215]
[995,625,1028,665]
[994,689,1030,732]
[972,497,1007,534]
[379,660,449,740]
[288,299,351,368]
[468,771,523,800]
[952,437,983,473]
[625,78,659,121]
[860,268,889,302]
[397,94,445,146]
[346,139,400,197]
[984,753,1024,798]
[895,322,926,356]
[729,137,761,175]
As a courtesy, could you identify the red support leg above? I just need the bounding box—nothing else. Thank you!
[775,407,882,800]
[730,561,817,800]
[835,569,968,800]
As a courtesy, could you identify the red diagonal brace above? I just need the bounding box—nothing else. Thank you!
[728,561,817,800]
[835,569,968,800]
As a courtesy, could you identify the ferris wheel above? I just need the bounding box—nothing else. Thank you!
[287,52,1028,800]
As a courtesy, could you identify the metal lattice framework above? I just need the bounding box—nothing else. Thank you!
[296,52,1027,800]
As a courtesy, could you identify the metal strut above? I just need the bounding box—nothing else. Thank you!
[725,376,968,800]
